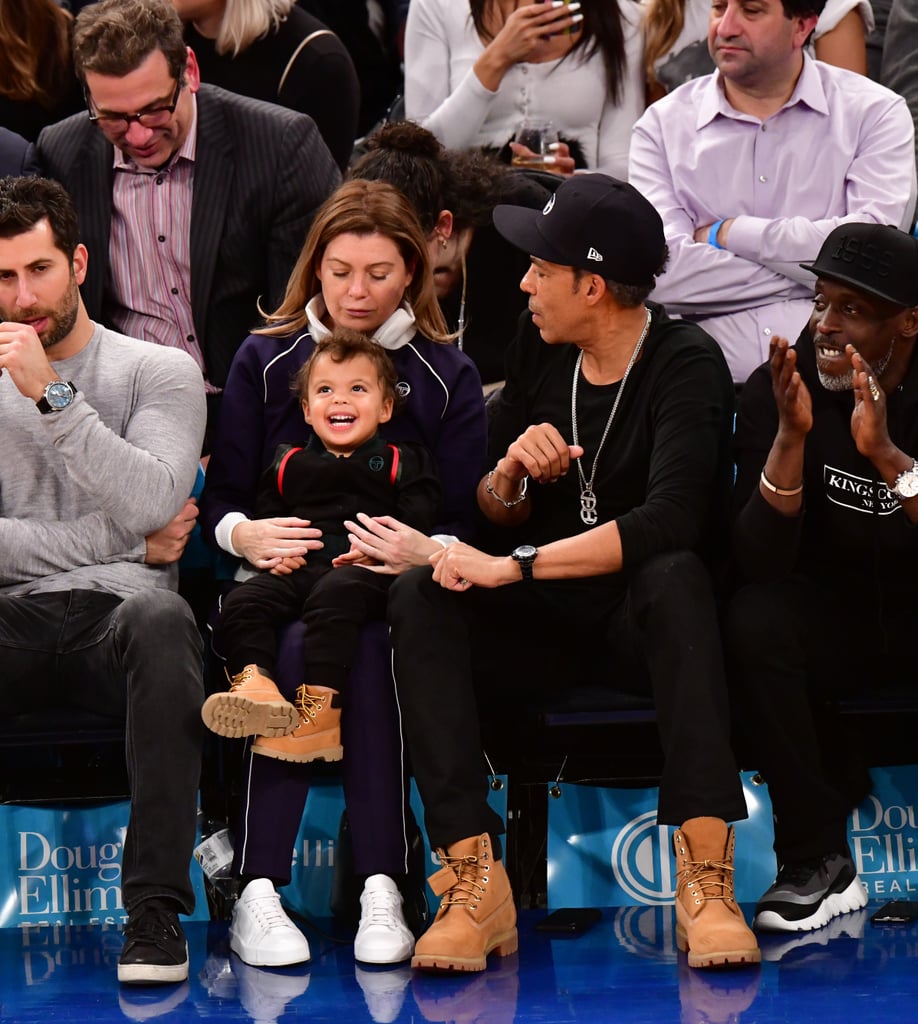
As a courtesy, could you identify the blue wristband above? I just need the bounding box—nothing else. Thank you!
[708,219,725,249]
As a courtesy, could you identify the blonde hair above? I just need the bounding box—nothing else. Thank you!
[214,0,296,56]
[643,0,686,97]
[257,179,450,343]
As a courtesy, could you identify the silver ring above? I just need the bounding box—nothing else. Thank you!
[459,578,469,586]
[868,376,881,402]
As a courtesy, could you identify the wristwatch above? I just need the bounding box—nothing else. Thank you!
[511,544,538,582]
[891,460,918,500]
[36,380,77,414]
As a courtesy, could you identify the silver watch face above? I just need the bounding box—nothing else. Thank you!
[512,545,538,562]
[895,469,918,499]
[45,381,74,410]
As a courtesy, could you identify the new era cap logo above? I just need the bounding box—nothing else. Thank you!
[830,235,892,278]
[542,195,556,216]
[587,247,603,262]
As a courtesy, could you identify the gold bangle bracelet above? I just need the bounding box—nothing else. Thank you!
[760,470,803,497]
[486,470,529,508]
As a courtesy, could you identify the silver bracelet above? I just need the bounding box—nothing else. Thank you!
[486,470,529,508]
[760,469,803,497]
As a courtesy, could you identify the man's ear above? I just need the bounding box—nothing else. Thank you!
[793,14,820,49]
[184,47,202,92]
[72,243,89,285]
[899,307,918,339]
[582,272,607,306]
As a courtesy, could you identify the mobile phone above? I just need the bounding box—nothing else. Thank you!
[869,900,918,925]
[535,907,602,934]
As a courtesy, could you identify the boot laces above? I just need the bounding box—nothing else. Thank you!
[226,665,255,690]
[678,857,735,905]
[439,852,488,908]
[293,685,326,725]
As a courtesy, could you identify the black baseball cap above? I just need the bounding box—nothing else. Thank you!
[800,222,918,306]
[493,173,666,286]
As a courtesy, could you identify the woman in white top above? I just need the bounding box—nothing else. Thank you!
[404,0,647,180]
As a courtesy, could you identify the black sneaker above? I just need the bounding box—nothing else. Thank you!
[753,851,867,933]
[118,901,189,984]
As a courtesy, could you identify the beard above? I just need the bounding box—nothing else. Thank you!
[817,337,896,393]
[7,274,80,351]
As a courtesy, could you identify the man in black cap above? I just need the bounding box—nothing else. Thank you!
[727,222,918,936]
[385,173,759,972]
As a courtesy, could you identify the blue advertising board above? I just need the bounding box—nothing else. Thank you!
[547,765,918,907]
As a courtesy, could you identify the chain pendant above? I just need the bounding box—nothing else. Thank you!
[580,489,598,525]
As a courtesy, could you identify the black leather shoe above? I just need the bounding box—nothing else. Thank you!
[118,901,189,985]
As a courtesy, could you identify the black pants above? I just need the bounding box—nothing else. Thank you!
[725,576,911,865]
[0,589,203,913]
[388,551,747,851]
[218,565,393,698]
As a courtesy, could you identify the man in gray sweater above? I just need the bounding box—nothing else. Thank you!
[0,177,206,985]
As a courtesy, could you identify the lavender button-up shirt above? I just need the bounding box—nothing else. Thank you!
[630,55,917,384]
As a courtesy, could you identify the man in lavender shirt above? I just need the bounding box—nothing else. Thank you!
[630,0,916,385]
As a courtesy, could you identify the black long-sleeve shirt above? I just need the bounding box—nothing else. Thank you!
[733,326,918,610]
[487,304,735,578]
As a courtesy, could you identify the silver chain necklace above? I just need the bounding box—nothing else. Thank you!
[571,306,651,526]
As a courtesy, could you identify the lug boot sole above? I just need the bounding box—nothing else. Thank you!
[675,924,761,968]
[411,927,518,973]
[201,691,298,739]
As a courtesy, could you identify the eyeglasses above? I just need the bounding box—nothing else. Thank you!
[85,78,182,132]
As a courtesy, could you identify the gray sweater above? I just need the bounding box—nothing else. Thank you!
[0,323,205,597]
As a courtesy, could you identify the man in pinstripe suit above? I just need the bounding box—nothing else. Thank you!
[37,0,341,437]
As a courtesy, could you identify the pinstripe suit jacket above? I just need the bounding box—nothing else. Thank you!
[36,84,341,388]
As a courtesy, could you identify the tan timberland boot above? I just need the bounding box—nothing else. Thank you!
[412,833,518,973]
[673,817,761,968]
[201,665,298,738]
[252,684,342,763]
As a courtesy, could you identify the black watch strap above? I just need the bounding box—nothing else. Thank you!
[36,380,77,414]
[511,544,538,582]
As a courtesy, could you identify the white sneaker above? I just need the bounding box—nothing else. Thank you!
[354,875,415,965]
[229,878,311,967]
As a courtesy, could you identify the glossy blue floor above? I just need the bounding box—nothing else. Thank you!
[2,901,916,1023]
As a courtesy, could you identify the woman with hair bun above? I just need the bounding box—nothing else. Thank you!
[350,120,554,385]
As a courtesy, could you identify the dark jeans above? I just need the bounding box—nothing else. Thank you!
[725,576,911,865]
[218,564,393,696]
[388,551,748,851]
[0,588,204,913]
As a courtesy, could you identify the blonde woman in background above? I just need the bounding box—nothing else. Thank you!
[171,0,359,169]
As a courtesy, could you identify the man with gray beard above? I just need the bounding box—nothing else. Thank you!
[726,222,918,938]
